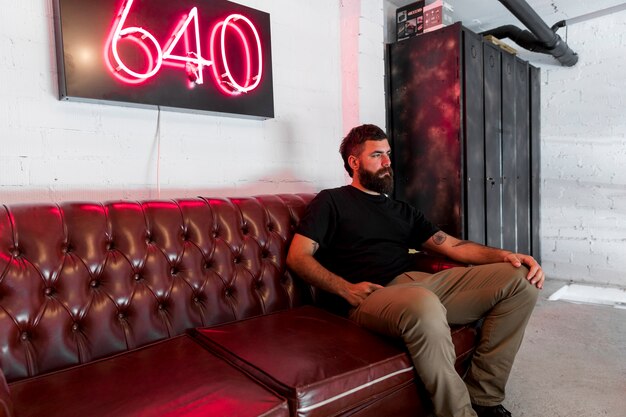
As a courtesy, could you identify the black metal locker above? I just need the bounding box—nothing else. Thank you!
[387,23,541,260]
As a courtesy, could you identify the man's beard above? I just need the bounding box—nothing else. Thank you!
[358,166,394,195]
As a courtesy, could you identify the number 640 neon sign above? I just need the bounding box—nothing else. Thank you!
[104,0,263,95]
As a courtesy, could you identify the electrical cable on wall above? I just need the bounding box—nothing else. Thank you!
[155,106,162,199]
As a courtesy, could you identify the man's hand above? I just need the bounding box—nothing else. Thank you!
[340,282,384,307]
[504,253,545,289]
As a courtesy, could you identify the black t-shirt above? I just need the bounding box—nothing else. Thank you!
[296,185,439,313]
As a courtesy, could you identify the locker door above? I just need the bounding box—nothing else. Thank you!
[501,53,518,252]
[389,24,464,239]
[515,58,531,255]
[463,29,485,244]
[483,43,503,248]
[530,66,541,261]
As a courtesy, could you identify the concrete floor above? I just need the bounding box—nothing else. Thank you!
[504,279,626,417]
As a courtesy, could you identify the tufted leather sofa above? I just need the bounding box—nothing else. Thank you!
[0,194,479,417]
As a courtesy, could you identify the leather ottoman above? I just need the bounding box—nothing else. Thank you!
[190,306,422,417]
[8,335,288,417]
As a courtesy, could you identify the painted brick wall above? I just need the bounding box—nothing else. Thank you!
[358,1,385,128]
[540,15,626,287]
[1,0,387,204]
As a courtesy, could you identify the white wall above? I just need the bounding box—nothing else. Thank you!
[539,15,626,287]
[0,1,385,204]
[358,1,386,126]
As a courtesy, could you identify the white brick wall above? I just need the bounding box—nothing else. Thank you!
[1,0,389,204]
[540,15,626,287]
[358,1,386,128]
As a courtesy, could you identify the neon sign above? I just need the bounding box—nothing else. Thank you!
[53,0,274,119]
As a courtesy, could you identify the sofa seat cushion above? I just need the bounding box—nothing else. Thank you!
[8,335,288,417]
[190,306,416,417]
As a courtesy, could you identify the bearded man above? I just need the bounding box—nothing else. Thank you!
[286,124,544,417]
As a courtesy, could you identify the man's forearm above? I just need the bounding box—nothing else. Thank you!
[427,231,512,265]
[449,240,512,265]
[287,253,350,298]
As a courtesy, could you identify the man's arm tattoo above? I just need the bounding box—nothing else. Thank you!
[432,231,447,245]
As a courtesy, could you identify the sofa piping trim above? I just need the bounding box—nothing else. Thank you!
[296,366,414,413]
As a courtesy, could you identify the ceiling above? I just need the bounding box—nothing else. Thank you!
[388,0,626,33]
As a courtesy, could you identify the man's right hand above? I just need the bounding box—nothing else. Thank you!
[340,282,384,307]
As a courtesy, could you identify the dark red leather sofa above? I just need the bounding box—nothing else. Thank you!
[0,194,479,417]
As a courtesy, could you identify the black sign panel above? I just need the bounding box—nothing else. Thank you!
[53,0,274,119]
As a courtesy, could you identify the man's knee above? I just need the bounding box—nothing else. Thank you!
[503,264,540,305]
[394,286,449,336]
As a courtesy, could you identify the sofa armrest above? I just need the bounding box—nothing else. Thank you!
[409,251,467,274]
[0,370,13,417]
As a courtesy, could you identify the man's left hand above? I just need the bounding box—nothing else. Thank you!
[504,253,545,289]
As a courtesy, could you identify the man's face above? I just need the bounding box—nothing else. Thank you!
[354,139,393,194]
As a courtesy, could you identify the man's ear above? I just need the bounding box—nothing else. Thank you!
[348,155,359,172]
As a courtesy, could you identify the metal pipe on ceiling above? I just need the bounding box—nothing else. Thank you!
[484,0,579,66]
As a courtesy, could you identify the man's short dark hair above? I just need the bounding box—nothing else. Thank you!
[339,124,388,177]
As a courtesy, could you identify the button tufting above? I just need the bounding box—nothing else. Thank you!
[171,267,178,276]
[20,332,29,341]
[118,313,125,320]
[90,280,99,288]
[193,296,200,303]
[224,288,233,297]
[72,323,79,332]
[107,242,114,251]
[45,287,54,296]
[134,273,141,281]
[233,257,240,264]
[203,262,211,270]
[11,249,20,257]
[158,304,165,311]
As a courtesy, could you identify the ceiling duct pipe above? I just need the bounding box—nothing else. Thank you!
[482,0,578,66]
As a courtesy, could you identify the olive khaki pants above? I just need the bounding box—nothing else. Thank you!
[348,263,539,417]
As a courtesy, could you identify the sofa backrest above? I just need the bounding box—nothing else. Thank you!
[0,194,315,382]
